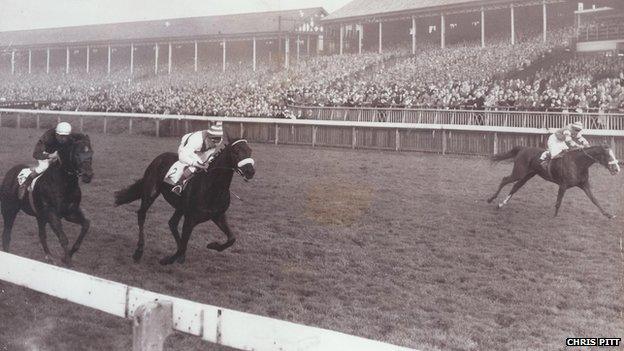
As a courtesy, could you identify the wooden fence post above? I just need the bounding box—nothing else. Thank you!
[275,124,279,145]
[312,126,317,147]
[36,115,40,129]
[155,119,160,138]
[17,115,21,129]
[129,119,133,135]
[395,129,400,151]
[80,117,84,132]
[240,123,244,138]
[103,117,108,134]
[132,301,173,351]
[493,132,498,154]
[442,130,447,155]
[352,127,357,149]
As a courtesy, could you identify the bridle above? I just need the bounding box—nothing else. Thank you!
[201,139,254,178]
[582,147,619,168]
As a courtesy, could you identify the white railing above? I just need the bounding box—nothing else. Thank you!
[0,251,415,351]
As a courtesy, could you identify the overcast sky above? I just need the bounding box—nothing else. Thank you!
[0,0,352,32]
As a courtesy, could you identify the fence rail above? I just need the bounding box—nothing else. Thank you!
[0,251,414,351]
[288,105,624,130]
[1,108,623,157]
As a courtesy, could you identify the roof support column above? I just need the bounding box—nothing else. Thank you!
[66,47,70,74]
[86,45,90,73]
[46,48,50,74]
[130,43,134,76]
[358,24,363,54]
[441,14,446,49]
[296,34,300,61]
[378,22,383,54]
[167,42,172,74]
[285,36,290,69]
[252,37,256,71]
[11,50,15,75]
[510,4,515,45]
[28,49,32,74]
[222,40,227,72]
[411,16,416,55]
[339,24,344,55]
[107,45,111,74]
[154,44,159,75]
[194,41,198,72]
[481,8,485,48]
[542,0,548,43]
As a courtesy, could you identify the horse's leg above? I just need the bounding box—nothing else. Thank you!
[554,185,567,217]
[497,173,536,209]
[64,207,91,257]
[160,216,198,265]
[1,205,19,252]
[207,213,236,252]
[35,216,54,262]
[134,187,160,262]
[487,175,516,203]
[45,211,72,267]
[168,210,183,247]
[579,182,615,219]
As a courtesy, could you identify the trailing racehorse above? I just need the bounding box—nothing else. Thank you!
[487,145,620,218]
[114,128,255,265]
[0,134,94,266]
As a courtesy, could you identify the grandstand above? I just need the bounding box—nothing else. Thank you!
[0,1,622,115]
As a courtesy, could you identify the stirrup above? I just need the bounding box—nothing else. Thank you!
[171,185,183,195]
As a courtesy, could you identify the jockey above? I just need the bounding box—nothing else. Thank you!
[19,122,73,198]
[171,122,224,195]
[541,121,590,169]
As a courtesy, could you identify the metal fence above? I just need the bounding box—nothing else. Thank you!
[1,108,623,157]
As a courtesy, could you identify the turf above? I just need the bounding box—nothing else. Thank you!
[0,127,623,351]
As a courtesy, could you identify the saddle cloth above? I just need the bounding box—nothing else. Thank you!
[164,161,187,185]
[17,168,43,191]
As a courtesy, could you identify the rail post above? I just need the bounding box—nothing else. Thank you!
[275,123,279,145]
[129,118,133,135]
[352,127,357,149]
[442,130,447,155]
[240,123,244,138]
[36,115,40,129]
[17,115,21,129]
[155,119,160,137]
[80,117,84,132]
[493,132,498,154]
[132,301,173,351]
[395,129,400,151]
[312,126,317,147]
[103,117,108,134]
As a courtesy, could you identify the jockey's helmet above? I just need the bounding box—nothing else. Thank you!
[55,122,72,135]
[207,122,223,141]
[570,121,583,131]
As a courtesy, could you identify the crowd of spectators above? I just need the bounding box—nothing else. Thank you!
[0,26,623,116]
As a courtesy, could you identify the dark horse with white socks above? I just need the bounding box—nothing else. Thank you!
[114,128,255,265]
[487,145,620,218]
[0,134,94,266]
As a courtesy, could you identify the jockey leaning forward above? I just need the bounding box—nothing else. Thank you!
[18,122,73,198]
[171,122,224,195]
[540,121,590,170]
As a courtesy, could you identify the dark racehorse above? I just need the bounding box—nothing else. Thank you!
[487,145,620,218]
[114,128,255,265]
[0,134,94,266]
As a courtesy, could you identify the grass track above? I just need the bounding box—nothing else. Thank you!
[1,127,623,351]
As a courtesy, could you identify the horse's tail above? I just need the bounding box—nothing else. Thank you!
[114,179,144,206]
[491,146,524,162]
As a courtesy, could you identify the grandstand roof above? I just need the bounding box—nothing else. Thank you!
[323,0,554,22]
[0,7,327,48]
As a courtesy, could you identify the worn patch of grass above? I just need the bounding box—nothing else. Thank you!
[0,126,623,351]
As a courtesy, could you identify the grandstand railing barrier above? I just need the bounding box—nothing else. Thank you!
[288,105,624,130]
[1,108,623,157]
[0,251,415,351]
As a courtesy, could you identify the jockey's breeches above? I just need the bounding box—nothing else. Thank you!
[178,147,213,169]
[547,134,569,158]
[33,159,50,173]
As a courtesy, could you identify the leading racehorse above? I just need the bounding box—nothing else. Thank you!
[114,128,255,265]
[0,134,94,266]
[487,145,620,218]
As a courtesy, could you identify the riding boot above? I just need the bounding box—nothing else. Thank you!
[18,170,39,199]
[540,159,549,173]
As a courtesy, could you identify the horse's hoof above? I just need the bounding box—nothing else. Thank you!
[206,242,221,251]
[486,198,494,204]
[62,258,73,268]
[605,213,616,219]
[159,256,176,265]
[496,204,503,209]
[44,255,56,265]
[176,255,186,264]
[132,250,143,263]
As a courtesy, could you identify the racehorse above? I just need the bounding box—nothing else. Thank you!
[487,145,620,218]
[0,134,94,266]
[114,128,255,265]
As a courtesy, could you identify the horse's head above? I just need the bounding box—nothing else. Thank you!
[585,145,620,175]
[222,128,255,181]
[68,134,95,183]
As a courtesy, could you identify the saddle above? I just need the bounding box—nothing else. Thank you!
[17,168,43,192]
[164,161,199,194]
